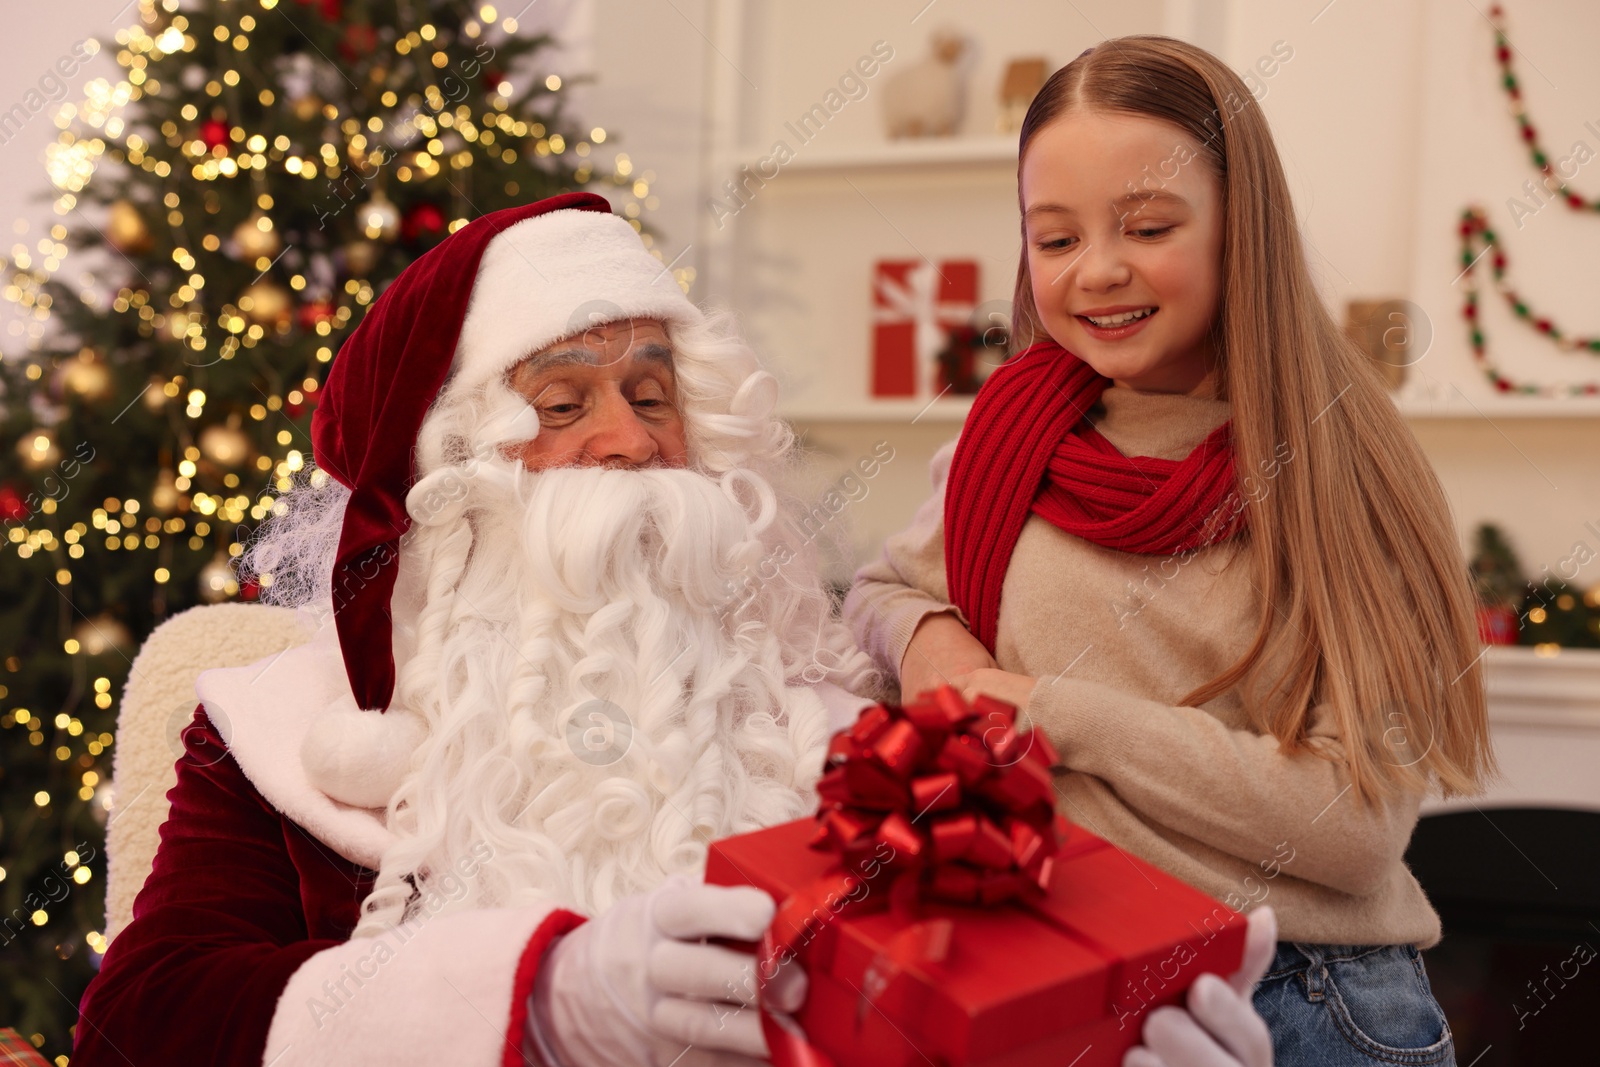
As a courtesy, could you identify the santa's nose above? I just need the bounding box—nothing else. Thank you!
[585,389,659,468]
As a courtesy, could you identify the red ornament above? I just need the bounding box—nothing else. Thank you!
[401,201,447,243]
[297,299,336,333]
[285,384,323,420]
[296,0,343,18]
[240,578,261,601]
[0,484,29,522]
[1476,605,1519,645]
[200,118,230,151]
[339,22,378,61]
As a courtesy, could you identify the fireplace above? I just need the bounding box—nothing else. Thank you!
[1407,646,1600,1064]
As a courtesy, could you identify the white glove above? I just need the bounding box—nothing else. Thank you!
[529,873,808,1067]
[1123,905,1278,1067]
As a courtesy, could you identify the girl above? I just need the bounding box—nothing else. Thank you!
[844,36,1494,1067]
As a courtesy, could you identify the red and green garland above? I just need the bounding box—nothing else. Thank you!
[1455,6,1600,397]
[1489,4,1600,213]
[1458,207,1600,397]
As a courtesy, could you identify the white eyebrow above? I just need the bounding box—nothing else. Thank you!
[520,340,674,372]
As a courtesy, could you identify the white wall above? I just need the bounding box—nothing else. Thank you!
[0,0,120,357]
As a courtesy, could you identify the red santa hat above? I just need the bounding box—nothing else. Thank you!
[311,192,701,726]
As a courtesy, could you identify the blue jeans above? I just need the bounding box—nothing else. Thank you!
[1253,942,1456,1066]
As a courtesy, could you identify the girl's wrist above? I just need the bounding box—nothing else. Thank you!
[904,611,980,667]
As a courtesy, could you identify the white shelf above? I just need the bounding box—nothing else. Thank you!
[720,136,1017,176]
[1422,645,1600,816]
[1391,392,1600,419]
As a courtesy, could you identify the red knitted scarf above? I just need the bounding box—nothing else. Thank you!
[944,340,1246,652]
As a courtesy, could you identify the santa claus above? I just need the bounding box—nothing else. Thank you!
[73,193,1276,1067]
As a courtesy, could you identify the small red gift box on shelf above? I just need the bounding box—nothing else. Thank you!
[871,259,978,398]
[705,688,1246,1067]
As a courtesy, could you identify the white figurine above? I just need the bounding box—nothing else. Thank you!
[882,30,973,139]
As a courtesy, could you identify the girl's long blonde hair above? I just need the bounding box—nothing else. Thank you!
[1012,35,1494,803]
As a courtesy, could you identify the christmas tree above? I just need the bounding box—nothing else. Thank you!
[0,0,656,1057]
[1468,523,1524,609]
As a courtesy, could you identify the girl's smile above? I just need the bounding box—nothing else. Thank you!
[1020,108,1225,396]
[1077,303,1159,340]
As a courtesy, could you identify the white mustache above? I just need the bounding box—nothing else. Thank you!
[481,464,776,616]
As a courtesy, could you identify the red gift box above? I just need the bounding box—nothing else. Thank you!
[1475,604,1519,645]
[872,259,978,398]
[705,689,1246,1067]
[0,1029,52,1067]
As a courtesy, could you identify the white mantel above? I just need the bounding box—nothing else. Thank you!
[1421,646,1600,816]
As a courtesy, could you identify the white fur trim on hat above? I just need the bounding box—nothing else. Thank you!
[452,207,702,391]
[300,697,428,810]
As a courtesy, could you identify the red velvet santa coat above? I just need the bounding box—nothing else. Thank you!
[72,633,868,1067]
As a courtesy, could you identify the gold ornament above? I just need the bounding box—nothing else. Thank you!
[17,427,61,469]
[290,93,325,122]
[108,199,152,256]
[71,614,135,657]
[151,468,181,512]
[359,192,400,241]
[232,213,283,260]
[343,239,380,275]
[91,781,113,827]
[199,418,252,467]
[143,375,169,411]
[198,551,238,603]
[239,279,293,327]
[61,349,113,402]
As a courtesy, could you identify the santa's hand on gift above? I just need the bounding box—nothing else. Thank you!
[531,873,808,1067]
[1123,906,1278,1067]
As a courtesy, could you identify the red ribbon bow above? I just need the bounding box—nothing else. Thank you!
[755,685,1063,1067]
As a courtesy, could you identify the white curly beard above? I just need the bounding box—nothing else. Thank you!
[352,461,863,933]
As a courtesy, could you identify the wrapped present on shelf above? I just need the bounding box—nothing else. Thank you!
[705,687,1246,1067]
[871,259,978,398]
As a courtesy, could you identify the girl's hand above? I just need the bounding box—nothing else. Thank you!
[1122,906,1278,1067]
[899,611,997,704]
[960,668,1039,711]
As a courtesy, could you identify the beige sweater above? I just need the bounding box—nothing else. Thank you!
[843,384,1442,947]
